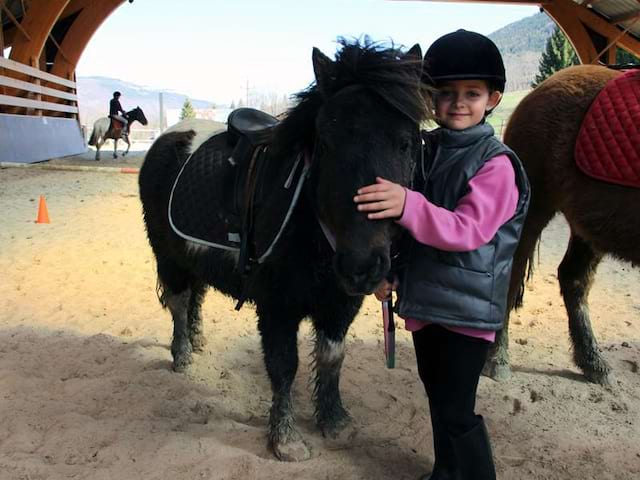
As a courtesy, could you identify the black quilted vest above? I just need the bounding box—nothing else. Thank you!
[396,123,530,330]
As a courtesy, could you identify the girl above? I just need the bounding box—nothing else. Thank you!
[353,30,530,480]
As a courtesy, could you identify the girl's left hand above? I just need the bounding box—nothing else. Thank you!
[353,177,407,220]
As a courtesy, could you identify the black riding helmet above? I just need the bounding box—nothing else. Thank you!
[113,91,121,98]
[423,29,506,92]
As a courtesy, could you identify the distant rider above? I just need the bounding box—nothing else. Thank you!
[109,91,128,133]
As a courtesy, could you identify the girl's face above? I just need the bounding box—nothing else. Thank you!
[434,80,502,131]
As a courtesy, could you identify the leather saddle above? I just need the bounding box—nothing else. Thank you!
[225,108,280,272]
[109,117,128,136]
[168,108,308,287]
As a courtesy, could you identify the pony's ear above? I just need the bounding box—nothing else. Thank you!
[404,43,423,79]
[312,47,335,96]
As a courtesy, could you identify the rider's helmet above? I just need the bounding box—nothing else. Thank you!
[423,29,506,92]
[113,91,122,98]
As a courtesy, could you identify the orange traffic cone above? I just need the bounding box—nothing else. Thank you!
[36,195,50,224]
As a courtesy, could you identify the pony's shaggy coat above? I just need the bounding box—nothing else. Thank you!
[486,65,639,385]
[138,40,430,461]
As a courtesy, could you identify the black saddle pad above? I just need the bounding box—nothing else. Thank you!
[168,130,308,262]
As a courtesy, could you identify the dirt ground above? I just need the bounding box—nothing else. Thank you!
[1,156,638,480]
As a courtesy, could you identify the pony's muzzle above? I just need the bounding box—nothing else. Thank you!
[334,249,390,295]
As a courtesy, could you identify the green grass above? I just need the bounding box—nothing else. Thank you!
[487,90,531,137]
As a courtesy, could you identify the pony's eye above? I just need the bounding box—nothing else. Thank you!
[399,141,410,153]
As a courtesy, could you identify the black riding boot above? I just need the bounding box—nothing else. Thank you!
[419,406,459,480]
[450,417,496,480]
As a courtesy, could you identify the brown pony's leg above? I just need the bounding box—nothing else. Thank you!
[485,206,555,381]
[558,233,610,385]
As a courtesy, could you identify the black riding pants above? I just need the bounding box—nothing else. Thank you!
[412,324,491,437]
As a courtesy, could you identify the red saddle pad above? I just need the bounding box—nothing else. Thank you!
[575,69,640,188]
[110,119,124,130]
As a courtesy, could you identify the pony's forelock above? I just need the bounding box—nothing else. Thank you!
[275,39,432,155]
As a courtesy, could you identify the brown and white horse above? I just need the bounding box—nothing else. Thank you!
[88,106,148,160]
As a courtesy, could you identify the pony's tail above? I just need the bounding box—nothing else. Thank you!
[88,129,97,146]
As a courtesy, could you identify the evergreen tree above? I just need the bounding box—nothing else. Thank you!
[180,98,196,120]
[532,27,579,88]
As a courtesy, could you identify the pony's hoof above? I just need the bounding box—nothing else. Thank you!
[172,352,193,373]
[482,361,511,381]
[273,438,311,462]
[190,333,207,352]
[582,364,613,386]
[322,421,357,449]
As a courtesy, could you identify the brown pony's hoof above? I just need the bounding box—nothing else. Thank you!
[482,361,511,381]
[272,438,311,462]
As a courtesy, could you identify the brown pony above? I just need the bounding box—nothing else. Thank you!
[484,65,639,385]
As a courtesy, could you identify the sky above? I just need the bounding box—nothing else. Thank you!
[76,0,539,105]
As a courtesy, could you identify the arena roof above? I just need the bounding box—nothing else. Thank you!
[2,0,639,81]
[393,1,640,62]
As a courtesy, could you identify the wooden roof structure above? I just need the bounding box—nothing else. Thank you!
[1,0,128,81]
[1,0,637,163]
[1,0,639,84]
[395,0,640,63]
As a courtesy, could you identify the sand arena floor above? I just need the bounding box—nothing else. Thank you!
[0,153,639,480]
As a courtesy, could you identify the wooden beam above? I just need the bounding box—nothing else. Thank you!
[0,74,77,100]
[0,1,31,41]
[610,10,640,25]
[50,0,126,79]
[545,0,640,61]
[0,56,76,87]
[0,93,78,112]
[544,1,597,63]
[572,0,640,58]
[9,0,70,66]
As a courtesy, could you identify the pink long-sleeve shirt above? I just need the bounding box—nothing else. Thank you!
[397,154,519,342]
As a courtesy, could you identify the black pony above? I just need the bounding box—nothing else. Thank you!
[138,40,430,461]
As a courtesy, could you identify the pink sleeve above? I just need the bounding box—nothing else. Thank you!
[397,155,518,252]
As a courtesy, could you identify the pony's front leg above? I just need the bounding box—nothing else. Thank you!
[258,309,310,462]
[311,297,360,446]
[123,135,131,157]
[113,138,119,159]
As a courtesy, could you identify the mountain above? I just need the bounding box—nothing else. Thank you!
[76,12,556,127]
[489,12,556,91]
[76,76,216,129]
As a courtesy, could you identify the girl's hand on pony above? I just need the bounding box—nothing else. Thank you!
[374,277,399,302]
[353,177,407,220]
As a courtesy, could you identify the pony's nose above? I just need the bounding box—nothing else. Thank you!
[334,250,389,294]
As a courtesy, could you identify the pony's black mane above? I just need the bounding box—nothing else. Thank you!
[274,39,431,157]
